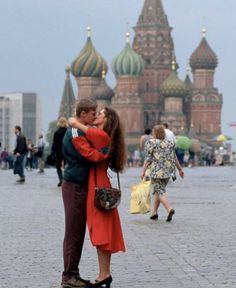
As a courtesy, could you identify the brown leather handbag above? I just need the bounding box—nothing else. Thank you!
[94,167,121,211]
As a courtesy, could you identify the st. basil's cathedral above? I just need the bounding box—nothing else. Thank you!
[58,0,222,148]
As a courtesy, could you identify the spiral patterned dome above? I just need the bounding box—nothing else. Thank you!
[160,62,189,97]
[190,30,218,70]
[112,33,144,77]
[71,28,108,78]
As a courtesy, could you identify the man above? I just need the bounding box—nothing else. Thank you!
[162,123,176,143]
[13,125,28,182]
[35,134,45,173]
[61,99,106,288]
[139,128,153,165]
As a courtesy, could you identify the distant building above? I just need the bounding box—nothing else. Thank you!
[65,0,222,147]
[0,92,41,150]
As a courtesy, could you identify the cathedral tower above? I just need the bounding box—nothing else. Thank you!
[71,27,108,100]
[160,61,189,133]
[190,29,222,140]
[58,66,75,119]
[112,33,144,145]
[133,0,175,128]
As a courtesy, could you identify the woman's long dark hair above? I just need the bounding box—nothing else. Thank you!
[103,107,126,172]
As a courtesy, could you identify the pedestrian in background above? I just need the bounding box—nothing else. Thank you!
[139,127,152,165]
[13,125,28,183]
[141,125,184,222]
[35,134,45,173]
[1,147,9,169]
[162,122,176,143]
[25,139,34,171]
[51,117,68,187]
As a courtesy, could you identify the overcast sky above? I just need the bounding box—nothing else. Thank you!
[0,0,236,145]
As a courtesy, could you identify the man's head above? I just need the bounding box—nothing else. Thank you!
[144,128,152,135]
[75,99,97,125]
[14,125,21,135]
[162,122,169,129]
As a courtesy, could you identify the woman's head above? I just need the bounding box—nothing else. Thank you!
[96,107,126,172]
[153,125,166,140]
[57,117,68,128]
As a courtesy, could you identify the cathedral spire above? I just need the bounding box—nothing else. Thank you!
[58,66,76,119]
[137,0,169,27]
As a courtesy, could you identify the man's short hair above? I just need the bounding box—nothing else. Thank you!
[75,99,97,117]
[144,128,152,135]
[15,125,21,132]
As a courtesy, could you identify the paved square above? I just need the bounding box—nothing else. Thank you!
[0,166,236,287]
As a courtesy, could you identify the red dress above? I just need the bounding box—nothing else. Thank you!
[72,127,125,253]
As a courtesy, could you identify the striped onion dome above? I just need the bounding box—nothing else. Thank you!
[190,29,218,70]
[111,33,144,77]
[160,61,189,97]
[71,27,108,78]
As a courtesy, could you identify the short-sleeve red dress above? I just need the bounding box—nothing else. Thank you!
[72,127,125,253]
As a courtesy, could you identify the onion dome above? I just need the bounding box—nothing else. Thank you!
[94,70,114,101]
[190,29,218,70]
[71,27,108,78]
[112,33,144,77]
[160,61,189,97]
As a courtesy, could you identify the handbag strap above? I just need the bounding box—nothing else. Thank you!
[94,166,120,190]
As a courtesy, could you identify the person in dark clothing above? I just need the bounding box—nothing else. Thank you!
[13,125,28,182]
[51,117,68,187]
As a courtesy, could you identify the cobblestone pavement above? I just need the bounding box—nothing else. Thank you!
[0,166,236,288]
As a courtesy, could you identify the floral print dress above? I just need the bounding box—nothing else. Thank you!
[145,138,176,195]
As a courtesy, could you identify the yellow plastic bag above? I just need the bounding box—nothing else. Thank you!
[130,180,151,214]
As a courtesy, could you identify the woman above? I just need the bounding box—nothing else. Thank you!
[141,125,184,222]
[70,107,126,288]
[51,117,68,187]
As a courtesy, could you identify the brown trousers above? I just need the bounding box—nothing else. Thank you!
[62,181,87,280]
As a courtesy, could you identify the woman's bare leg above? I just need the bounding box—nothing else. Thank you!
[96,248,111,280]
[151,193,160,215]
[159,193,173,213]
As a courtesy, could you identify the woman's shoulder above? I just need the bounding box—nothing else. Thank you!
[87,127,110,146]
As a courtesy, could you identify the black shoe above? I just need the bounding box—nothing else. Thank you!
[57,181,62,187]
[16,177,25,183]
[89,276,112,288]
[150,214,158,220]
[166,209,175,222]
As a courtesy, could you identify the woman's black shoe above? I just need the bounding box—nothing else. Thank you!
[150,214,158,220]
[90,275,112,287]
[166,209,175,222]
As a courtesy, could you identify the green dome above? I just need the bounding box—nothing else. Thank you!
[160,69,189,97]
[71,29,108,78]
[112,34,144,76]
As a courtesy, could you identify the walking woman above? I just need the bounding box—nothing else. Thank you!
[70,107,126,287]
[141,125,184,222]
